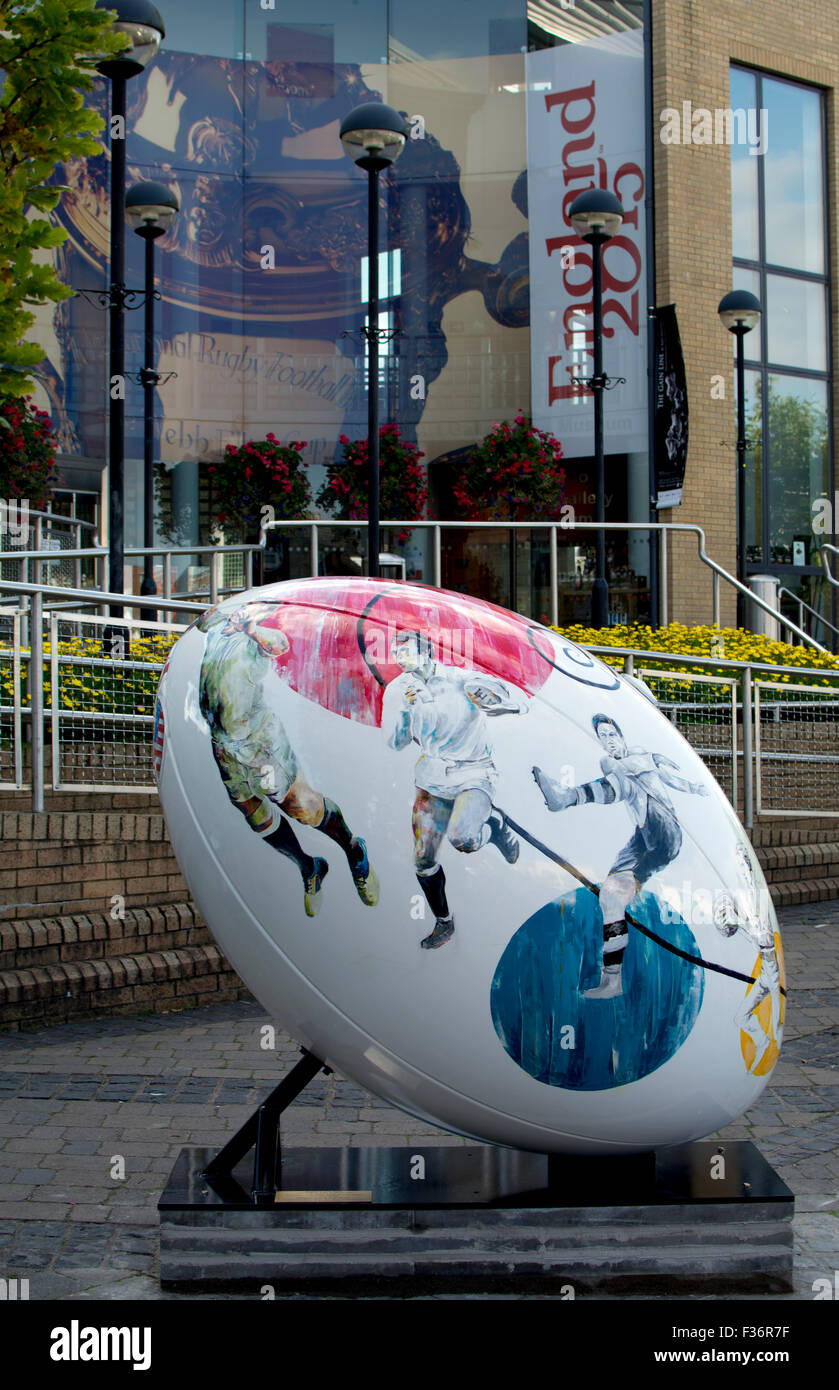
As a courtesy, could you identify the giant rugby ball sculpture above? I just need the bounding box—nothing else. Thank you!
[155,578,784,1155]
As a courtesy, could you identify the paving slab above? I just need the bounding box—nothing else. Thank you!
[0,900,837,1300]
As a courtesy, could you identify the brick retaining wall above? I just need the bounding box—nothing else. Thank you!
[0,903,251,1030]
[0,811,186,921]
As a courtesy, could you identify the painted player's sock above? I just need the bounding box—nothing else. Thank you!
[583,919,628,999]
[317,798,355,855]
[417,865,449,921]
[317,801,378,905]
[264,817,316,880]
[603,918,628,966]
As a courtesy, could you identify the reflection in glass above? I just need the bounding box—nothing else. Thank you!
[730,67,759,262]
[527,0,643,50]
[778,571,834,647]
[391,0,525,61]
[159,0,243,57]
[747,376,828,565]
[764,77,824,274]
[740,369,762,563]
[245,1,386,67]
[766,274,826,372]
[731,266,761,361]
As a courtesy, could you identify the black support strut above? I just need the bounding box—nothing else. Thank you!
[204,1048,329,1206]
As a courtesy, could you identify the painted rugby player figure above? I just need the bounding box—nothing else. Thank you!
[533,713,707,999]
[199,603,378,916]
[383,629,527,949]
[714,844,782,1072]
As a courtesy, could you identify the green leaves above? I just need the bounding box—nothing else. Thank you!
[0,0,129,393]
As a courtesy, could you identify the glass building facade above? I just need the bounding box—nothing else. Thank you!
[37,0,650,617]
[731,65,833,637]
[33,0,837,640]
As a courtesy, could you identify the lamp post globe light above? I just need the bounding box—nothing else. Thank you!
[717,289,762,629]
[339,102,408,579]
[95,0,166,612]
[126,181,179,607]
[568,187,625,630]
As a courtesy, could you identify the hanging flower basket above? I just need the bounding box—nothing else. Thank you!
[206,434,311,541]
[0,394,59,511]
[317,426,427,542]
[453,412,566,522]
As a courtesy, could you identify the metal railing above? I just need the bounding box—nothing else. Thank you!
[4,573,839,828]
[777,585,839,647]
[1,507,100,610]
[0,577,202,812]
[0,540,262,616]
[4,511,820,648]
[588,643,839,827]
[262,517,825,650]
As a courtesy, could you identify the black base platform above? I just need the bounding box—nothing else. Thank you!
[159,1141,794,1293]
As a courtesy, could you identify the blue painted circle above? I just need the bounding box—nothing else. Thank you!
[490,888,704,1091]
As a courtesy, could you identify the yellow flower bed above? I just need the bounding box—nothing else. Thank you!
[559,622,839,671]
[555,622,839,705]
[0,631,179,714]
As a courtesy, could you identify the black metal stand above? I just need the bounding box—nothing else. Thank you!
[203,1048,330,1206]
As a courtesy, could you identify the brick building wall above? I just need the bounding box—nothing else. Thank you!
[652,0,839,626]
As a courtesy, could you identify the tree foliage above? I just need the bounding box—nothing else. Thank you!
[0,1,128,393]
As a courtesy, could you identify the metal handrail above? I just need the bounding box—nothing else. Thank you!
[777,585,839,643]
[584,642,839,682]
[4,515,818,646]
[5,569,839,821]
[820,543,839,588]
[0,576,204,614]
[0,505,99,533]
[0,539,262,610]
[0,575,201,814]
[263,517,825,650]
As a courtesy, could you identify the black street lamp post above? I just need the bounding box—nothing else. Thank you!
[718,289,762,628]
[568,188,625,630]
[126,181,179,610]
[339,103,407,579]
[95,0,165,613]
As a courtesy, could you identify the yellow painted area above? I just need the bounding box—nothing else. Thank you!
[740,932,786,1076]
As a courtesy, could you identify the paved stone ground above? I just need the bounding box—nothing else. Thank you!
[0,899,837,1301]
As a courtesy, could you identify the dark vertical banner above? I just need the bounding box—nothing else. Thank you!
[653,303,689,508]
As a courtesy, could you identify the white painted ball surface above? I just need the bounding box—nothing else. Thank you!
[155,578,785,1154]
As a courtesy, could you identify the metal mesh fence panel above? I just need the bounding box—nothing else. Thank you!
[638,668,738,804]
[222,549,245,595]
[0,610,22,788]
[755,679,839,816]
[1,513,100,591]
[49,613,183,792]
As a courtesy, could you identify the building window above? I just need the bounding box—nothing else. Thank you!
[730,66,832,632]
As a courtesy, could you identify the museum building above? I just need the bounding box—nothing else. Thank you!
[34,0,839,637]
